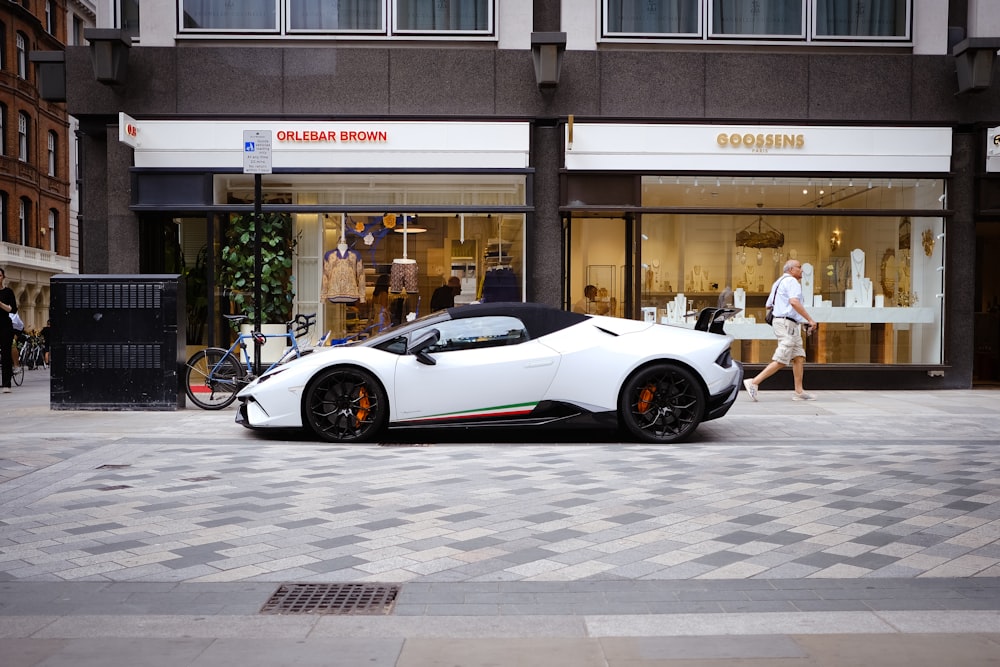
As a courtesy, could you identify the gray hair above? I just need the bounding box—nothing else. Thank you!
[783,259,799,274]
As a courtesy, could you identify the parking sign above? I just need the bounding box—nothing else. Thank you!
[243,130,272,174]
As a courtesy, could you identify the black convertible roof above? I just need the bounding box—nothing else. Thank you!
[446,302,590,339]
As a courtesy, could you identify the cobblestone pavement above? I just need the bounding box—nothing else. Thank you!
[1,369,999,665]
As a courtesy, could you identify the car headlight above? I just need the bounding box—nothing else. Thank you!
[256,366,289,385]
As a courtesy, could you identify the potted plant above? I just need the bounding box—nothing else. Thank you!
[220,212,297,361]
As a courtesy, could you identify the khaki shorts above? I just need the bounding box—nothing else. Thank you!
[772,318,805,365]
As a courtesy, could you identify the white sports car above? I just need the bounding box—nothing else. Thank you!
[235,302,743,444]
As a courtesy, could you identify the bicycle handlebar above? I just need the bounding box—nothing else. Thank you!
[290,313,316,337]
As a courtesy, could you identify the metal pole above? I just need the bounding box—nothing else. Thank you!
[254,173,262,374]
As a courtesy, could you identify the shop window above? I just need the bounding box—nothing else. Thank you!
[212,173,525,344]
[602,0,910,42]
[630,175,943,366]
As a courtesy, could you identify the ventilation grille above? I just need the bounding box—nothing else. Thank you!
[65,344,163,370]
[66,283,162,309]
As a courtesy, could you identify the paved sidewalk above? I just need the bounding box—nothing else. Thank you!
[1,368,999,665]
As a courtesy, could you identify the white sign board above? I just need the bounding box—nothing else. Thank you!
[565,123,953,173]
[119,112,140,148]
[243,130,272,174]
[988,126,1000,173]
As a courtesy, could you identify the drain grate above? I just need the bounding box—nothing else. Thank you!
[260,583,400,615]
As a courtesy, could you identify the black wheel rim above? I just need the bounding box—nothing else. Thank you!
[628,367,701,441]
[307,369,382,442]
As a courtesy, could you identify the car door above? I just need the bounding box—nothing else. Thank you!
[392,315,559,423]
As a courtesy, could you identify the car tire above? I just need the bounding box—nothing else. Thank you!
[619,363,705,443]
[303,366,388,443]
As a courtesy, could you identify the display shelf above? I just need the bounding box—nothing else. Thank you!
[810,306,935,324]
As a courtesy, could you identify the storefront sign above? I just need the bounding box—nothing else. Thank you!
[987,125,1000,172]
[119,112,140,148]
[565,123,952,172]
[126,120,530,170]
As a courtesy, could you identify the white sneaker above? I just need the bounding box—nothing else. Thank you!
[743,379,758,402]
[792,391,816,401]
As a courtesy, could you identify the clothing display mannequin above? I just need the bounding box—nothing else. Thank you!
[322,244,366,303]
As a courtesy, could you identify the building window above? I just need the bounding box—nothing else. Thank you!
[120,0,140,39]
[47,131,57,176]
[180,0,495,36]
[0,192,7,243]
[18,197,30,245]
[602,0,910,42]
[0,22,6,71]
[710,0,804,38]
[0,104,6,156]
[71,14,84,45]
[18,113,29,163]
[45,0,55,34]
[16,32,28,79]
[48,208,57,252]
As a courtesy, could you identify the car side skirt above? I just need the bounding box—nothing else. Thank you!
[389,401,618,430]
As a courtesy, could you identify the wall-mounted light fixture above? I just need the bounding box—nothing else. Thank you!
[950,32,1000,94]
[531,32,567,89]
[83,28,132,85]
[29,50,66,102]
[830,229,842,252]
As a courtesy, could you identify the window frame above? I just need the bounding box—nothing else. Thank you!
[0,192,6,243]
[177,0,497,39]
[0,104,6,156]
[48,208,57,252]
[47,131,57,177]
[18,197,30,245]
[17,112,29,163]
[15,32,28,79]
[600,0,912,44]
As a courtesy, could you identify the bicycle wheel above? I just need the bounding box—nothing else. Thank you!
[185,348,245,410]
[11,364,24,386]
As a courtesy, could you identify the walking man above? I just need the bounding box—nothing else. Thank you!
[744,259,818,401]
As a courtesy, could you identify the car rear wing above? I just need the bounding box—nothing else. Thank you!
[693,307,738,335]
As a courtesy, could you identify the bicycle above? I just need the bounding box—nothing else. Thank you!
[184,313,322,410]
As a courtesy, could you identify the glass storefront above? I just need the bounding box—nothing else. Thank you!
[570,175,946,366]
[175,173,526,346]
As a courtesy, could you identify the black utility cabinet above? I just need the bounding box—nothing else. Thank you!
[50,275,185,410]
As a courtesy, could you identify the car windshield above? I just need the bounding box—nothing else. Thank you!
[361,310,451,351]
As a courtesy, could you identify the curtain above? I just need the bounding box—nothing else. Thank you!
[289,0,382,30]
[182,0,278,30]
[712,0,801,36]
[396,0,489,32]
[815,0,905,37]
[607,0,699,35]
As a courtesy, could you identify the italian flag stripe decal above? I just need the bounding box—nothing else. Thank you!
[405,402,537,423]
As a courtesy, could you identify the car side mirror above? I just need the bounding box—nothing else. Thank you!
[410,329,441,366]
